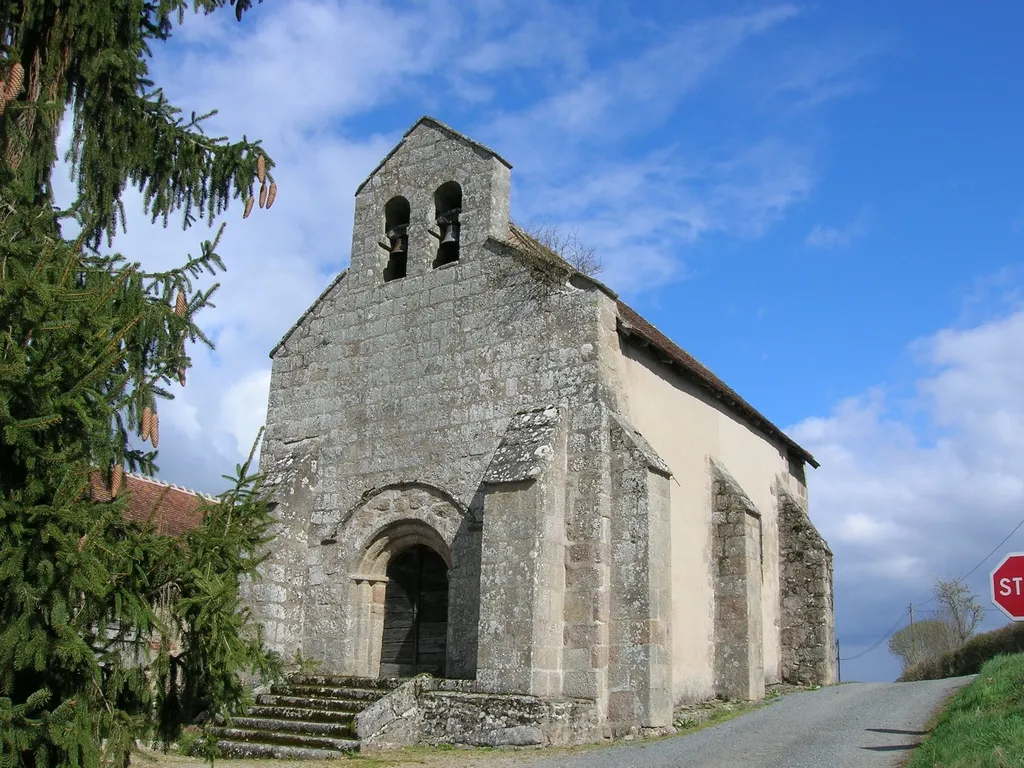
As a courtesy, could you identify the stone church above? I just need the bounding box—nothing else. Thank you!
[246,116,834,746]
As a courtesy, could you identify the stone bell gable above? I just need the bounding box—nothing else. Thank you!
[350,117,512,284]
[248,115,834,749]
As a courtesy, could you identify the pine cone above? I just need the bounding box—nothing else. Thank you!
[243,195,254,219]
[5,62,23,101]
[175,291,187,317]
[151,412,160,449]
[5,142,24,171]
[111,464,124,497]
[178,367,186,386]
[266,181,277,209]
[141,406,153,442]
[256,154,266,184]
[259,179,267,209]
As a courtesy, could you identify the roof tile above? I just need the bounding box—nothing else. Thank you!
[90,472,211,536]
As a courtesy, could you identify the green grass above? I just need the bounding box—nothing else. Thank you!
[905,653,1024,768]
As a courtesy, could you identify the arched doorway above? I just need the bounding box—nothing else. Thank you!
[379,544,449,677]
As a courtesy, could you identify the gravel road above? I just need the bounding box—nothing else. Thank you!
[143,677,972,768]
[524,677,971,768]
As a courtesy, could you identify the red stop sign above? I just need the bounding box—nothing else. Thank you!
[991,553,1024,621]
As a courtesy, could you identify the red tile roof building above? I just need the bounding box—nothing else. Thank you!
[90,472,211,536]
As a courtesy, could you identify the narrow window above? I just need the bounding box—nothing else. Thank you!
[433,181,462,268]
[384,196,410,282]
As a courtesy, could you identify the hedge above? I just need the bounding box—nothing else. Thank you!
[899,621,1024,681]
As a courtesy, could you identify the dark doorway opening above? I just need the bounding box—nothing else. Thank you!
[379,545,448,677]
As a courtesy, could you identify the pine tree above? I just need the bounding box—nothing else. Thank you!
[0,2,283,766]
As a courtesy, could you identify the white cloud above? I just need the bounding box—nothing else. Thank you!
[805,208,871,249]
[482,4,802,161]
[709,138,815,238]
[173,395,203,442]
[753,30,886,112]
[455,2,594,78]
[168,0,453,142]
[220,368,273,459]
[839,512,900,544]
[512,137,813,294]
[790,308,1024,679]
[467,7,824,296]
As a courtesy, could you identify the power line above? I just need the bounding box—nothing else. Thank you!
[908,513,1024,612]
[838,513,1024,663]
[961,516,1024,581]
[839,607,908,662]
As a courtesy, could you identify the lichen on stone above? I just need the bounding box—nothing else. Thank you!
[483,406,561,484]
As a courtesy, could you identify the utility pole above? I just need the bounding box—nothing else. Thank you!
[835,639,841,683]
[909,603,916,662]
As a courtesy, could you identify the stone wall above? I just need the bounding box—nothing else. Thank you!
[357,676,599,749]
[252,119,621,680]
[475,406,567,697]
[612,330,805,702]
[710,459,764,701]
[243,448,318,664]
[777,482,835,686]
[607,414,673,731]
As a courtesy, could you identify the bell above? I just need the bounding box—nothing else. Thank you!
[441,223,458,245]
[390,235,405,254]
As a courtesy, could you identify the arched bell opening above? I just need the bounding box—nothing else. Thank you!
[432,181,462,269]
[383,196,410,281]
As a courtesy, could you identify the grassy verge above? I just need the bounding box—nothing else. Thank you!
[905,653,1024,768]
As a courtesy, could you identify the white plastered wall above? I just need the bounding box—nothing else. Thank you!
[613,339,797,703]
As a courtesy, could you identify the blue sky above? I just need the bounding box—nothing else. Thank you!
[73,1,1024,684]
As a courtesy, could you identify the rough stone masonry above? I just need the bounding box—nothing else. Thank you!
[245,116,835,747]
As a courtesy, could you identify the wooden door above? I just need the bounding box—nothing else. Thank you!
[379,545,448,677]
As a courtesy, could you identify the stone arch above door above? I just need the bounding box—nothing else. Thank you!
[332,482,467,554]
[329,483,467,679]
[346,483,466,573]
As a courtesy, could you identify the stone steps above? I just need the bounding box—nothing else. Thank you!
[213,726,359,752]
[289,674,405,689]
[229,716,356,738]
[214,674,404,758]
[270,684,390,701]
[256,694,363,713]
[215,740,350,760]
[247,704,357,723]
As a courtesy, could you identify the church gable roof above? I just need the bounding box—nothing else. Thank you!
[354,116,512,195]
[269,269,348,358]
[502,226,818,469]
[269,114,817,469]
[615,303,818,468]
